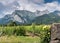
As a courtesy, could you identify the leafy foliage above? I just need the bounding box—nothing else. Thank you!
[15,26,26,36]
[0,25,51,43]
[40,25,51,43]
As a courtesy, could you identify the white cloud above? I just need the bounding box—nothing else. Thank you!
[0,0,60,18]
[0,0,16,5]
[45,2,59,12]
[29,1,60,12]
[17,1,60,13]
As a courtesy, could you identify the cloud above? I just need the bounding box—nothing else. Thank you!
[0,0,60,18]
[44,1,60,12]
[44,2,59,12]
[0,0,20,18]
[0,0,16,5]
[0,0,44,14]
[30,0,44,4]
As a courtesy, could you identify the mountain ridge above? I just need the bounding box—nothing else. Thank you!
[0,10,60,25]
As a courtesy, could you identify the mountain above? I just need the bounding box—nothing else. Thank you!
[0,10,36,25]
[33,11,60,24]
[0,10,60,25]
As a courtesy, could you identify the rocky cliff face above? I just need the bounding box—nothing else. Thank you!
[50,23,60,43]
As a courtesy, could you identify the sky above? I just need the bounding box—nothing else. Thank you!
[0,0,60,18]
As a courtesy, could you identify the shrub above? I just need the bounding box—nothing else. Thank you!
[40,25,51,43]
[15,26,26,36]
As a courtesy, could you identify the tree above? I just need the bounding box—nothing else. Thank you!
[7,21,17,26]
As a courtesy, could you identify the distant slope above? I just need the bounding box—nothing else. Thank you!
[0,10,60,25]
[0,10,36,25]
[33,11,60,24]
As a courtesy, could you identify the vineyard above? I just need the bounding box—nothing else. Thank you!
[0,24,51,43]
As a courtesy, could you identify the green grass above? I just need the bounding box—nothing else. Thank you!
[0,25,51,43]
[0,36,40,43]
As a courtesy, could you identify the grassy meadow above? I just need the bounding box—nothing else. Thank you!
[0,24,51,43]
